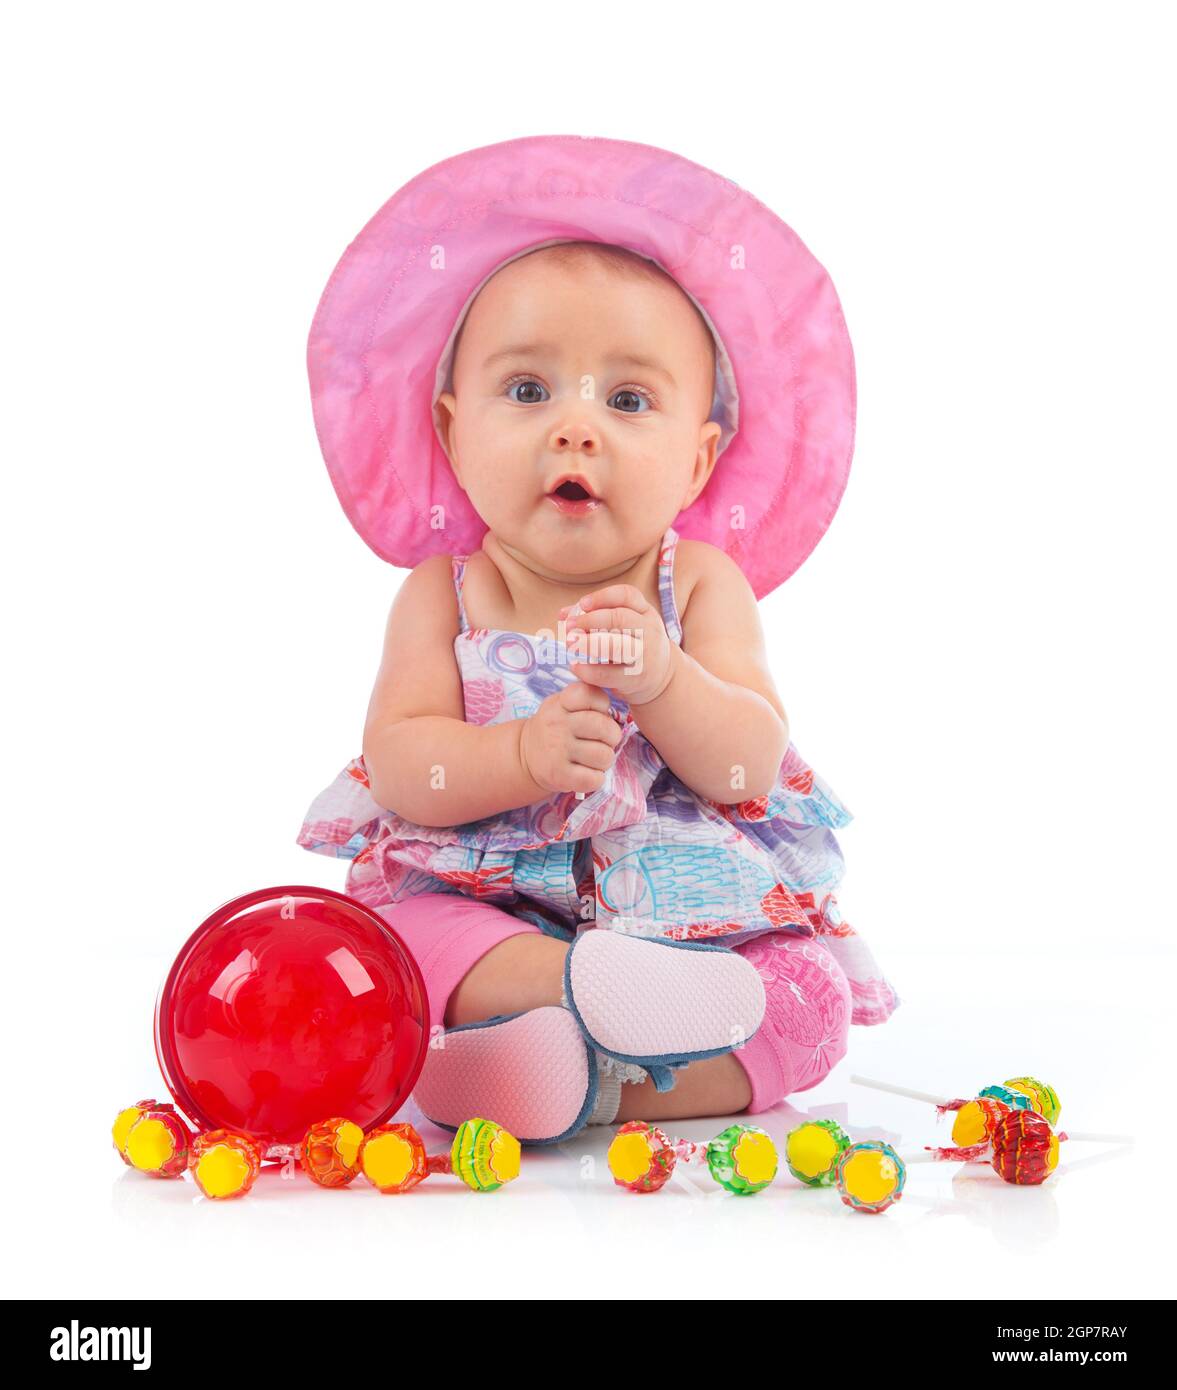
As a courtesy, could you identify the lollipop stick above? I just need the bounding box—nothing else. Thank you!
[1057,1129,1135,1145]
[849,1073,954,1107]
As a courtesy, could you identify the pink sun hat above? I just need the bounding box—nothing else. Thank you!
[307,134,855,599]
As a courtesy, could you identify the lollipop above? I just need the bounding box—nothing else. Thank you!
[452,1117,522,1193]
[609,1121,676,1193]
[360,1118,520,1194]
[836,1140,907,1213]
[951,1091,1030,1147]
[708,1124,779,1195]
[119,1104,193,1178]
[607,1120,778,1195]
[112,1099,165,1167]
[988,1109,1060,1186]
[784,1119,852,1187]
[302,1116,366,1188]
[361,1124,429,1193]
[189,1130,262,1200]
[1004,1076,1061,1126]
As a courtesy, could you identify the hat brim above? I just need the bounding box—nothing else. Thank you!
[307,134,855,599]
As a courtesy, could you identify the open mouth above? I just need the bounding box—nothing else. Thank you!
[546,476,602,515]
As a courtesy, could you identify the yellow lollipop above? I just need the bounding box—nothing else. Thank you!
[189,1130,262,1200]
[785,1120,851,1187]
[836,1141,906,1213]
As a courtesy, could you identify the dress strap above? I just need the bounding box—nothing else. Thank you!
[450,555,470,633]
[657,526,684,645]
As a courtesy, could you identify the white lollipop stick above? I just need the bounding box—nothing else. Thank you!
[850,1073,955,1106]
[1057,1129,1135,1145]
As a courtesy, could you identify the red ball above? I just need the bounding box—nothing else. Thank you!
[155,887,429,1156]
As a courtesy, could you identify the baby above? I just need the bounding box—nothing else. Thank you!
[299,136,899,1146]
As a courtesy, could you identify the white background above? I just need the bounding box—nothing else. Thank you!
[2,0,1173,1300]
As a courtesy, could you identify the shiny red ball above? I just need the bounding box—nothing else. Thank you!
[155,887,429,1155]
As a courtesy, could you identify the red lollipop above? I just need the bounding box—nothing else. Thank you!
[155,887,429,1157]
[989,1108,1061,1186]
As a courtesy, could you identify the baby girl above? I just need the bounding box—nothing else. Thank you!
[299,136,899,1145]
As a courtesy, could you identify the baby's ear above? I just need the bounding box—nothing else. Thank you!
[682,420,722,509]
[434,391,464,486]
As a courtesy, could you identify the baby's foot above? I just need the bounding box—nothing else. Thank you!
[562,929,766,1090]
[414,1006,622,1146]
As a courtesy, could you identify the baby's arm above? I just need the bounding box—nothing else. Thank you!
[362,556,619,827]
[361,556,531,825]
[626,544,789,803]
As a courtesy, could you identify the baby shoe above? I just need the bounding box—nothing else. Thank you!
[562,928,766,1092]
[413,1005,628,1147]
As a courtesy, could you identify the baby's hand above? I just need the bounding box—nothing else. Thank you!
[519,681,623,797]
[560,585,674,706]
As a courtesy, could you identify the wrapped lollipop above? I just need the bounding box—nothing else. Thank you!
[301,1116,366,1188]
[112,1100,193,1179]
[189,1130,263,1200]
[360,1118,520,1194]
[112,1099,164,1167]
[837,1140,911,1213]
[784,1119,852,1187]
[989,1108,1061,1186]
[1004,1076,1062,1126]
[607,1120,778,1195]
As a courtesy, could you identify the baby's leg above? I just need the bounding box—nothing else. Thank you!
[616,1054,752,1123]
[380,893,568,1033]
[445,932,569,1026]
[728,933,852,1112]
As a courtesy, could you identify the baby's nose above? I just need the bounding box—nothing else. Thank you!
[549,421,599,452]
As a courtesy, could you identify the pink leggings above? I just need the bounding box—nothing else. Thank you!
[383,893,851,1114]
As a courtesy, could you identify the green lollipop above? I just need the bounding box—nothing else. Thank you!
[706,1123,779,1196]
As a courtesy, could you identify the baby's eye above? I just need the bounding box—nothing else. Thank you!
[607,388,652,414]
[506,378,550,404]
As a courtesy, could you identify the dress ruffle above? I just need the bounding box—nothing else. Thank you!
[297,736,899,1025]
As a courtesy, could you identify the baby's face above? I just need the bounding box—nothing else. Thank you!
[435,249,721,581]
